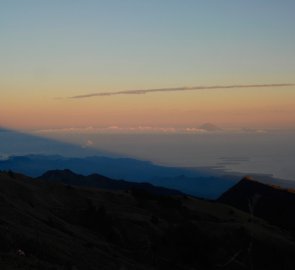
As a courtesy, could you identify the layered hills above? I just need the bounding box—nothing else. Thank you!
[0,155,237,199]
[1,170,295,269]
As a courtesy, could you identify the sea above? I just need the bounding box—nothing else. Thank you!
[1,128,295,182]
[67,130,295,182]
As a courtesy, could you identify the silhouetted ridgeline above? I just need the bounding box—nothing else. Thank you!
[1,170,295,269]
[0,154,237,199]
[38,169,183,196]
[219,176,295,234]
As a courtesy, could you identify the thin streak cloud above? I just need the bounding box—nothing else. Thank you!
[69,83,294,99]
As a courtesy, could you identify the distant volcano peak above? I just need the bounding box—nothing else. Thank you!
[241,175,255,182]
[199,123,223,131]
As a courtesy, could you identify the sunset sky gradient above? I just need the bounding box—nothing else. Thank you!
[1,0,295,130]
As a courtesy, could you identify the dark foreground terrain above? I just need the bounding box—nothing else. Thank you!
[1,171,295,269]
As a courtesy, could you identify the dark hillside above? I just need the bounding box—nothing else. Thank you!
[1,171,295,269]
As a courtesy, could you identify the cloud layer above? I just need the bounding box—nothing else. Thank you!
[34,125,267,135]
[69,83,294,99]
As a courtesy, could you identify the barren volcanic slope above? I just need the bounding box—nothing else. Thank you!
[1,171,295,269]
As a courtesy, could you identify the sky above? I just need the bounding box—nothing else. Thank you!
[1,0,295,131]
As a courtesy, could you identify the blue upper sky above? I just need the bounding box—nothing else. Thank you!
[1,0,295,86]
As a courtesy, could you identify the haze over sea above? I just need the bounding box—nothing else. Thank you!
[34,128,295,182]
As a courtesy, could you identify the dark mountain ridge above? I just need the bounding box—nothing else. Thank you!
[1,170,295,269]
[219,176,295,234]
[38,169,183,196]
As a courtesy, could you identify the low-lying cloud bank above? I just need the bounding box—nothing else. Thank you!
[34,126,267,135]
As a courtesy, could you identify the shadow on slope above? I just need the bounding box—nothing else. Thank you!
[0,127,117,158]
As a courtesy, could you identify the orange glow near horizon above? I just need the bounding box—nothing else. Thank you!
[1,86,295,131]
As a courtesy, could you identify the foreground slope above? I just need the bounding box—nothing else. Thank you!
[1,171,295,269]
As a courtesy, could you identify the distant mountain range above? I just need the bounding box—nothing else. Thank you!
[1,170,295,269]
[0,127,239,199]
[0,154,238,199]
